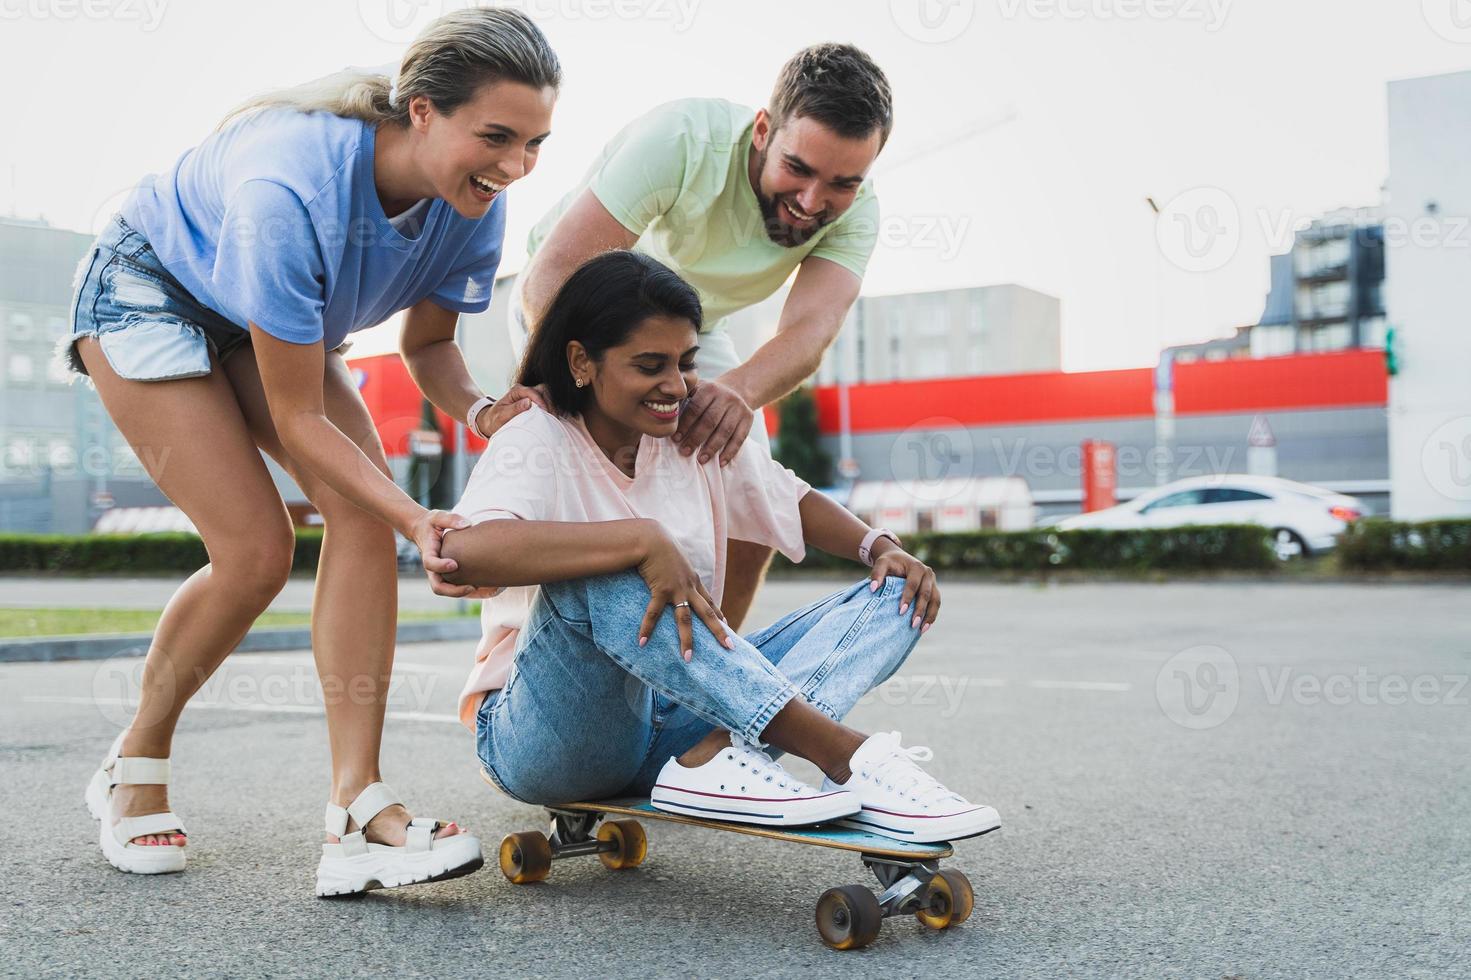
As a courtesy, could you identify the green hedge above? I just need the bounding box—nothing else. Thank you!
[774,524,1278,574]
[1337,518,1471,572]
[0,530,324,574]
[5,520,1467,576]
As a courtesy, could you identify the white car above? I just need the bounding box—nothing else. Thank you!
[1051,475,1366,560]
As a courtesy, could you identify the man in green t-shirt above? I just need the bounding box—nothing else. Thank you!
[514,44,891,629]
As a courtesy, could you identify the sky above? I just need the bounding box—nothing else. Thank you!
[3,0,1468,371]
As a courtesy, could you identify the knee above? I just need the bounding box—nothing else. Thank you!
[316,498,396,552]
[212,523,295,606]
[542,568,647,606]
[859,575,905,598]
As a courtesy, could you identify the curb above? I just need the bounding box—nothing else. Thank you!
[0,618,483,664]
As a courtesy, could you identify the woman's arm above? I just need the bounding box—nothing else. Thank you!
[398,298,548,438]
[441,517,734,656]
[249,323,467,588]
[797,490,941,632]
[440,518,649,587]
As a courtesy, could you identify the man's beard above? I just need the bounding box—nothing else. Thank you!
[753,147,831,248]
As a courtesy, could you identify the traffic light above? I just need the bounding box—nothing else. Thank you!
[1384,325,1400,377]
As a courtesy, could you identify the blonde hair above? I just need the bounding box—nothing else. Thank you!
[219,8,560,130]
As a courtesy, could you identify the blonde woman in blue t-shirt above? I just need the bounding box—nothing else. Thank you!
[67,9,557,895]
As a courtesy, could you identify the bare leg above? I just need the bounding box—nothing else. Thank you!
[224,350,458,844]
[721,539,774,631]
[78,338,297,846]
[677,702,866,783]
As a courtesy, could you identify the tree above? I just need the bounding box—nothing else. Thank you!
[773,385,832,487]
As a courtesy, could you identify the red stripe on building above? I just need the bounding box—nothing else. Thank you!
[814,367,1156,433]
[1172,349,1386,414]
[354,349,1387,449]
[814,350,1386,435]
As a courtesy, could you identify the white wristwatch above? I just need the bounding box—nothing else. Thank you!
[466,395,495,439]
[859,527,901,567]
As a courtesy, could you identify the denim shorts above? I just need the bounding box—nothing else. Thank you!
[64,214,252,382]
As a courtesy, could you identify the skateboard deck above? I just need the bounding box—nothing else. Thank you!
[554,796,954,859]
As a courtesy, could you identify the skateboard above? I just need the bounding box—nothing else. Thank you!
[482,769,987,950]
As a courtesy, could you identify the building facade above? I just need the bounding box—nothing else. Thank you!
[1169,209,1387,365]
[0,217,172,533]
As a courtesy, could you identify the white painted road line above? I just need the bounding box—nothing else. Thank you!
[22,695,464,725]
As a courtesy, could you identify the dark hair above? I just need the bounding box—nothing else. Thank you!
[769,43,893,146]
[517,251,704,415]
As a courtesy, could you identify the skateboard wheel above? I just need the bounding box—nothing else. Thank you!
[916,869,974,930]
[596,819,647,870]
[815,885,882,950]
[498,831,552,884]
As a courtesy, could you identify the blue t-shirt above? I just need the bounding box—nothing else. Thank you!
[122,109,505,349]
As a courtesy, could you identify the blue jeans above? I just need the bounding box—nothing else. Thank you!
[477,570,921,805]
[65,214,252,382]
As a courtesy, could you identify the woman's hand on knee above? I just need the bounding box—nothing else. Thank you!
[869,551,941,633]
[635,522,735,660]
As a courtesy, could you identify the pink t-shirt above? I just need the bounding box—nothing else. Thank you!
[450,406,812,729]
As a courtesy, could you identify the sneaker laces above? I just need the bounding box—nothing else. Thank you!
[860,732,964,806]
[728,743,805,794]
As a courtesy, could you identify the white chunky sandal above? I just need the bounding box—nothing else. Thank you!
[315,782,483,897]
[84,731,188,875]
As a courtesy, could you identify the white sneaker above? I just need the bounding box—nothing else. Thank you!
[821,731,1000,843]
[651,742,861,827]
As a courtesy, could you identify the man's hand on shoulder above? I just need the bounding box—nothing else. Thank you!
[673,379,755,467]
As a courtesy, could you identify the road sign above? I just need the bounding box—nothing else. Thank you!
[1247,415,1276,448]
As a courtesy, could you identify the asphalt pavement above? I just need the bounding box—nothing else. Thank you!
[2,578,1467,978]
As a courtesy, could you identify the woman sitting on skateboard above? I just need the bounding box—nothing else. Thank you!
[442,251,999,843]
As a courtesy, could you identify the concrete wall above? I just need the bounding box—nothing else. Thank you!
[1385,71,1471,520]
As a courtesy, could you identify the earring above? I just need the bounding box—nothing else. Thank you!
[575,377,585,388]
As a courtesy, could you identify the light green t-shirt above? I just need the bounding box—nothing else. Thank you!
[527,98,879,331]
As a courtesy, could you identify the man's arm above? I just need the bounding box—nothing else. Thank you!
[519,189,639,326]
[674,257,861,465]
